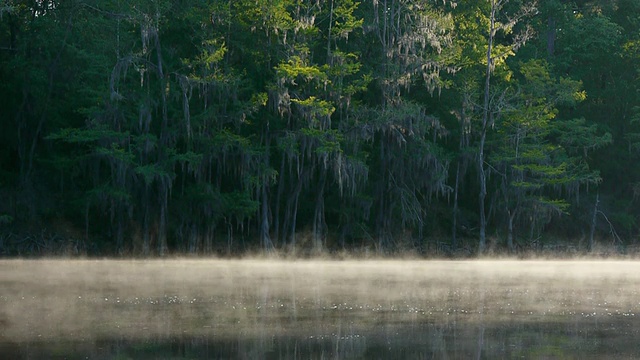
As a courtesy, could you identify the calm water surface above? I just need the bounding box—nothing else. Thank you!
[1,259,640,359]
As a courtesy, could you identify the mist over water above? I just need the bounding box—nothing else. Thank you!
[2,259,640,358]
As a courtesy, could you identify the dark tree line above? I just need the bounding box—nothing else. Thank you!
[0,0,637,256]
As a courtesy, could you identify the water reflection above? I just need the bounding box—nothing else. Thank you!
[1,260,640,359]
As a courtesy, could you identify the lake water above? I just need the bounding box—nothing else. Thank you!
[1,259,640,359]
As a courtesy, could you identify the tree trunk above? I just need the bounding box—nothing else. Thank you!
[294,155,307,249]
[589,193,599,252]
[116,207,124,255]
[204,224,214,253]
[452,158,461,249]
[283,164,305,250]
[226,220,233,254]
[260,182,272,251]
[273,155,286,247]
[260,134,272,251]
[188,224,197,254]
[84,200,90,244]
[158,187,168,256]
[479,1,497,255]
[376,139,388,251]
[507,209,516,252]
[326,0,334,60]
[547,16,556,58]
[143,202,150,256]
[313,167,327,252]
[290,189,300,249]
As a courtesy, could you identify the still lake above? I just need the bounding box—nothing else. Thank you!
[1,259,640,359]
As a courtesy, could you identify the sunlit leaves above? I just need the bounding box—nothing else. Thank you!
[276,56,327,85]
[189,40,227,71]
[5,0,632,254]
[331,0,363,40]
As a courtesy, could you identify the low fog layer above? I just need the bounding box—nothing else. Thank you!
[2,259,640,343]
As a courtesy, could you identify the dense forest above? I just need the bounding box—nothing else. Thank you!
[0,0,638,256]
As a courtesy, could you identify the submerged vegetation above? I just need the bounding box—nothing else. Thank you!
[0,0,638,257]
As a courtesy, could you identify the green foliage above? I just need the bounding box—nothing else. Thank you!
[0,214,14,225]
[46,127,127,144]
[300,128,343,155]
[488,58,607,241]
[222,191,259,221]
[1,0,636,255]
[88,184,131,204]
[96,144,135,165]
[276,56,327,84]
[332,0,363,40]
[134,164,172,186]
[537,197,570,215]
